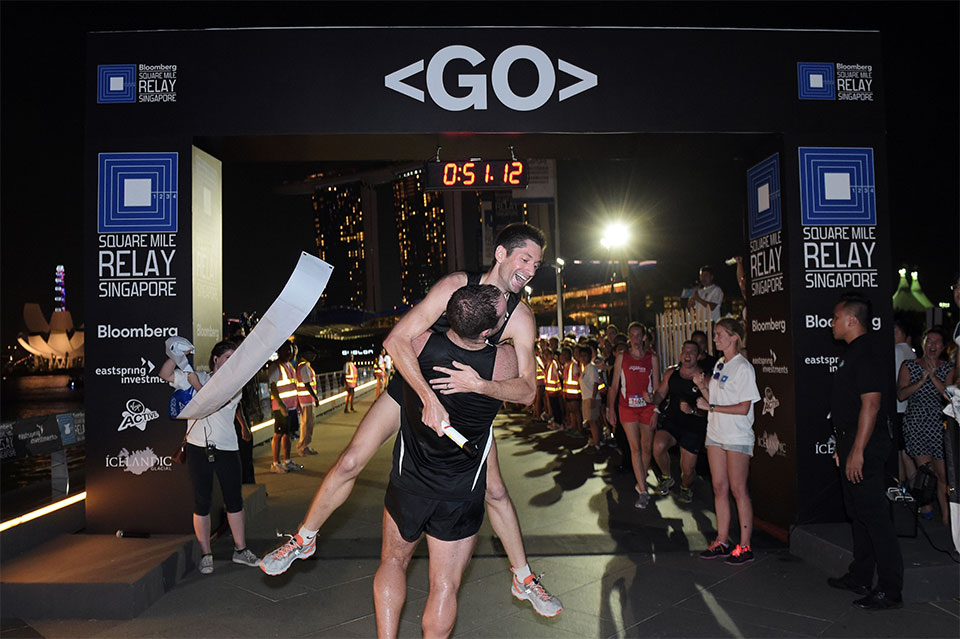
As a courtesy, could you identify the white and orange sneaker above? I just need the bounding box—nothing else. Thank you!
[511,573,563,617]
[260,533,316,576]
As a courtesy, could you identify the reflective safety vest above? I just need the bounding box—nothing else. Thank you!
[344,362,358,388]
[562,361,581,398]
[272,361,300,411]
[535,355,545,384]
[544,360,562,395]
[296,361,317,406]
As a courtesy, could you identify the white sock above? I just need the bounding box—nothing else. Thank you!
[298,526,318,540]
[512,563,532,581]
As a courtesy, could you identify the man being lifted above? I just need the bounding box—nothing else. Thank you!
[261,224,562,617]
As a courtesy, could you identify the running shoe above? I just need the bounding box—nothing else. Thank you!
[232,548,260,567]
[299,448,319,456]
[725,544,754,565]
[678,485,694,503]
[656,475,675,496]
[283,460,304,471]
[699,539,731,559]
[511,573,563,617]
[260,533,317,576]
[199,553,214,575]
[270,462,288,474]
[634,487,650,509]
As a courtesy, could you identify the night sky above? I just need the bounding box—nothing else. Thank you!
[2,2,957,351]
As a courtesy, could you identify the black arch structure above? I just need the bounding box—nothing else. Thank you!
[85,26,892,534]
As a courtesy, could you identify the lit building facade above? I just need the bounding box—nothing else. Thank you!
[313,182,366,308]
[392,168,447,303]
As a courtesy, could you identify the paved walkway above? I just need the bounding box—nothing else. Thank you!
[10,392,960,638]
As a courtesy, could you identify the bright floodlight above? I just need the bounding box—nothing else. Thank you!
[601,222,629,249]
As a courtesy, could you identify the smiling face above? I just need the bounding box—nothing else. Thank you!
[680,342,699,367]
[923,331,944,360]
[494,239,542,294]
[713,325,736,353]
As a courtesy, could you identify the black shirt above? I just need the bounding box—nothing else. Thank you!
[662,366,707,433]
[391,332,502,500]
[830,333,889,441]
[698,353,719,376]
[430,272,520,345]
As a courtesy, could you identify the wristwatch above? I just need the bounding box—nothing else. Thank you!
[709,404,716,413]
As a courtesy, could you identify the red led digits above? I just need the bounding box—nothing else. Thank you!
[442,163,458,186]
[484,163,493,183]
[462,162,476,186]
[507,161,523,185]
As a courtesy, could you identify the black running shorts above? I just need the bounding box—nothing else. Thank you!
[384,482,484,542]
[659,419,706,456]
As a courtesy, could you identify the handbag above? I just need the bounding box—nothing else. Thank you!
[172,420,197,464]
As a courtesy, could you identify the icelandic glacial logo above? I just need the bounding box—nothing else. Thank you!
[385,45,597,112]
[758,431,787,458]
[106,447,173,474]
[117,399,160,432]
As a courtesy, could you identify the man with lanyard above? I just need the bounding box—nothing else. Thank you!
[296,349,320,456]
[826,293,903,610]
[375,284,526,636]
[262,224,562,617]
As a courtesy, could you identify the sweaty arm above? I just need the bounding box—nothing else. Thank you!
[383,272,468,435]
[474,305,537,405]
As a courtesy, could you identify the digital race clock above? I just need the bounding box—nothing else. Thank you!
[423,160,529,191]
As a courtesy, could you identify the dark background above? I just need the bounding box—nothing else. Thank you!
[2,1,957,349]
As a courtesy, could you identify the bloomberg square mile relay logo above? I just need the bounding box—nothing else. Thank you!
[97,64,178,103]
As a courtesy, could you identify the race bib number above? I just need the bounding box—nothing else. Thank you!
[628,395,646,408]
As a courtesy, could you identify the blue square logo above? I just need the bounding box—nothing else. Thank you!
[797,62,835,100]
[799,147,876,226]
[98,152,178,233]
[747,153,781,239]
[97,65,137,103]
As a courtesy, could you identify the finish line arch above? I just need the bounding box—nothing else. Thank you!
[85,26,892,534]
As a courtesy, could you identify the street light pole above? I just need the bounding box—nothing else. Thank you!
[555,257,565,336]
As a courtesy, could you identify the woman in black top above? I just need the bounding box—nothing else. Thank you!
[647,340,707,503]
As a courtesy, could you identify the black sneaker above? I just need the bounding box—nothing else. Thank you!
[827,573,871,596]
[699,539,731,559]
[724,544,754,565]
[853,590,903,610]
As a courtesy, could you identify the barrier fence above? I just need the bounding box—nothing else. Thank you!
[654,308,713,370]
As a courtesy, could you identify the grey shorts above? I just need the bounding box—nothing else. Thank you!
[705,435,754,457]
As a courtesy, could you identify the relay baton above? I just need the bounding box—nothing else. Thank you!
[441,420,477,457]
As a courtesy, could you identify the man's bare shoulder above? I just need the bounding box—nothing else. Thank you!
[503,302,536,343]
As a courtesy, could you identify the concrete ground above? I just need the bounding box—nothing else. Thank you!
[5,391,959,638]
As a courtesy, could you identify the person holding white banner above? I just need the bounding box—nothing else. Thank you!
[159,338,260,574]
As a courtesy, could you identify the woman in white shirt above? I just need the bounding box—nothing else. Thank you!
[160,339,259,575]
[693,318,761,565]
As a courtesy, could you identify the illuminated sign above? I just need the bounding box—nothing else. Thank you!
[423,160,528,191]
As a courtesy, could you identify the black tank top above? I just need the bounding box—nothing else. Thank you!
[429,272,521,345]
[663,365,707,433]
[390,332,502,500]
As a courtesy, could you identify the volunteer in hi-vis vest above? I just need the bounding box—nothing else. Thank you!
[344,354,358,413]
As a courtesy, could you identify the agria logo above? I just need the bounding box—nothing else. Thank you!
[385,45,597,112]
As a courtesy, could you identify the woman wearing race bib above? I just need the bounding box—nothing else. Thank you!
[607,322,660,509]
